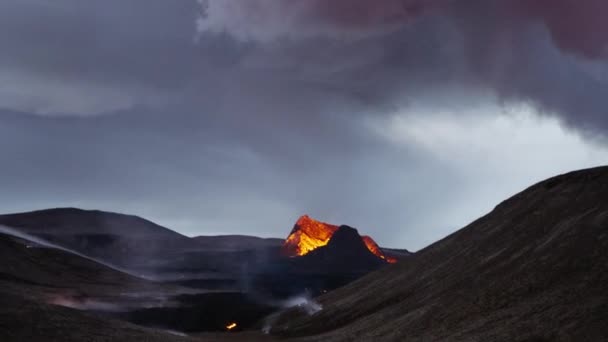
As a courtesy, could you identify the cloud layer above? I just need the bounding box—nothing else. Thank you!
[198,0,608,135]
[197,0,435,41]
[0,0,607,250]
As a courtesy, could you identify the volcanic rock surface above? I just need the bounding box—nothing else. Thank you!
[289,225,388,272]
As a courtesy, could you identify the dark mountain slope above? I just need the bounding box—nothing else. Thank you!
[0,232,157,301]
[0,231,203,342]
[271,166,608,341]
[0,208,198,269]
[251,225,392,298]
[0,208,184,238]
[0,294,197,342]
[290,226,386,273]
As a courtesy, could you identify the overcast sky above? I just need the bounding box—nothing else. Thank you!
[1,0,607,250]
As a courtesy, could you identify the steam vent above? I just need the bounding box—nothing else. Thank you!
[281,215,397,263]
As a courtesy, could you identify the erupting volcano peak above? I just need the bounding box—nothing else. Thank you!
[281,215,397,263]
[281,215,338,257]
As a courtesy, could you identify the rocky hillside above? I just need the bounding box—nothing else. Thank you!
[270,166,608,341]
[0,228,200,342]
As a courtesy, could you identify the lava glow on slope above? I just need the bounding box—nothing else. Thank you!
[281,215,339,256]
[281,215,397,263]
[361,235,397,263]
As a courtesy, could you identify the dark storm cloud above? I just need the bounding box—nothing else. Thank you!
[197,0,440,41]
[511,0,608,59]
[198,0,608,135]
[1,0,607,250]
[2,0,606,129]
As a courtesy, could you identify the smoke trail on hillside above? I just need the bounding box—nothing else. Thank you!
[0,225,150,280]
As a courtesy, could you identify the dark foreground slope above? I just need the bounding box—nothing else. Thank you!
[0,232,160,302]
[0,231,201,342]
[271,167,608,341]
[0,294,197,342]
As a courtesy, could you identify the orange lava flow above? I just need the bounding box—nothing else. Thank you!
[362,236,397,264]
[281,215,397,263]
[281,215,338,256]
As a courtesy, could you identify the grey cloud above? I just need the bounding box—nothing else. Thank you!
[197,0,437,42]
[0,0,221,114]
[198,0,608,136]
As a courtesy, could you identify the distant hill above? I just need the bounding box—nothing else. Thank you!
[0,208,188,238]
[0,209,403,278]
[192,235,283,251]
[0,208,198,269]
[379,247,412,260]
[0,208,288,273]
[271,166,608,341]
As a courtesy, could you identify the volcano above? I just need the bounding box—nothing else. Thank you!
[250,216,399,298]
[281,215,397,263]
[270,166,608,341]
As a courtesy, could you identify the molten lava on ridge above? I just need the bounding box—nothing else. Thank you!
[281,215,396,263]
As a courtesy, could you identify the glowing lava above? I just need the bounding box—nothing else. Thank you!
[281,215,397,263]
[362,235,398,264]
[281,215,338,256]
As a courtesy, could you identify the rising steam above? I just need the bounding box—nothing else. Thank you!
[262,291,323,334]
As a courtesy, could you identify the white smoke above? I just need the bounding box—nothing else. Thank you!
[262,292,323,334]
[0,225,150,280]
[48,295,126,312]
[280,294,323,315]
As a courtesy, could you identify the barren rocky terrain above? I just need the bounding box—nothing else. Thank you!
[1,167,607,341]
